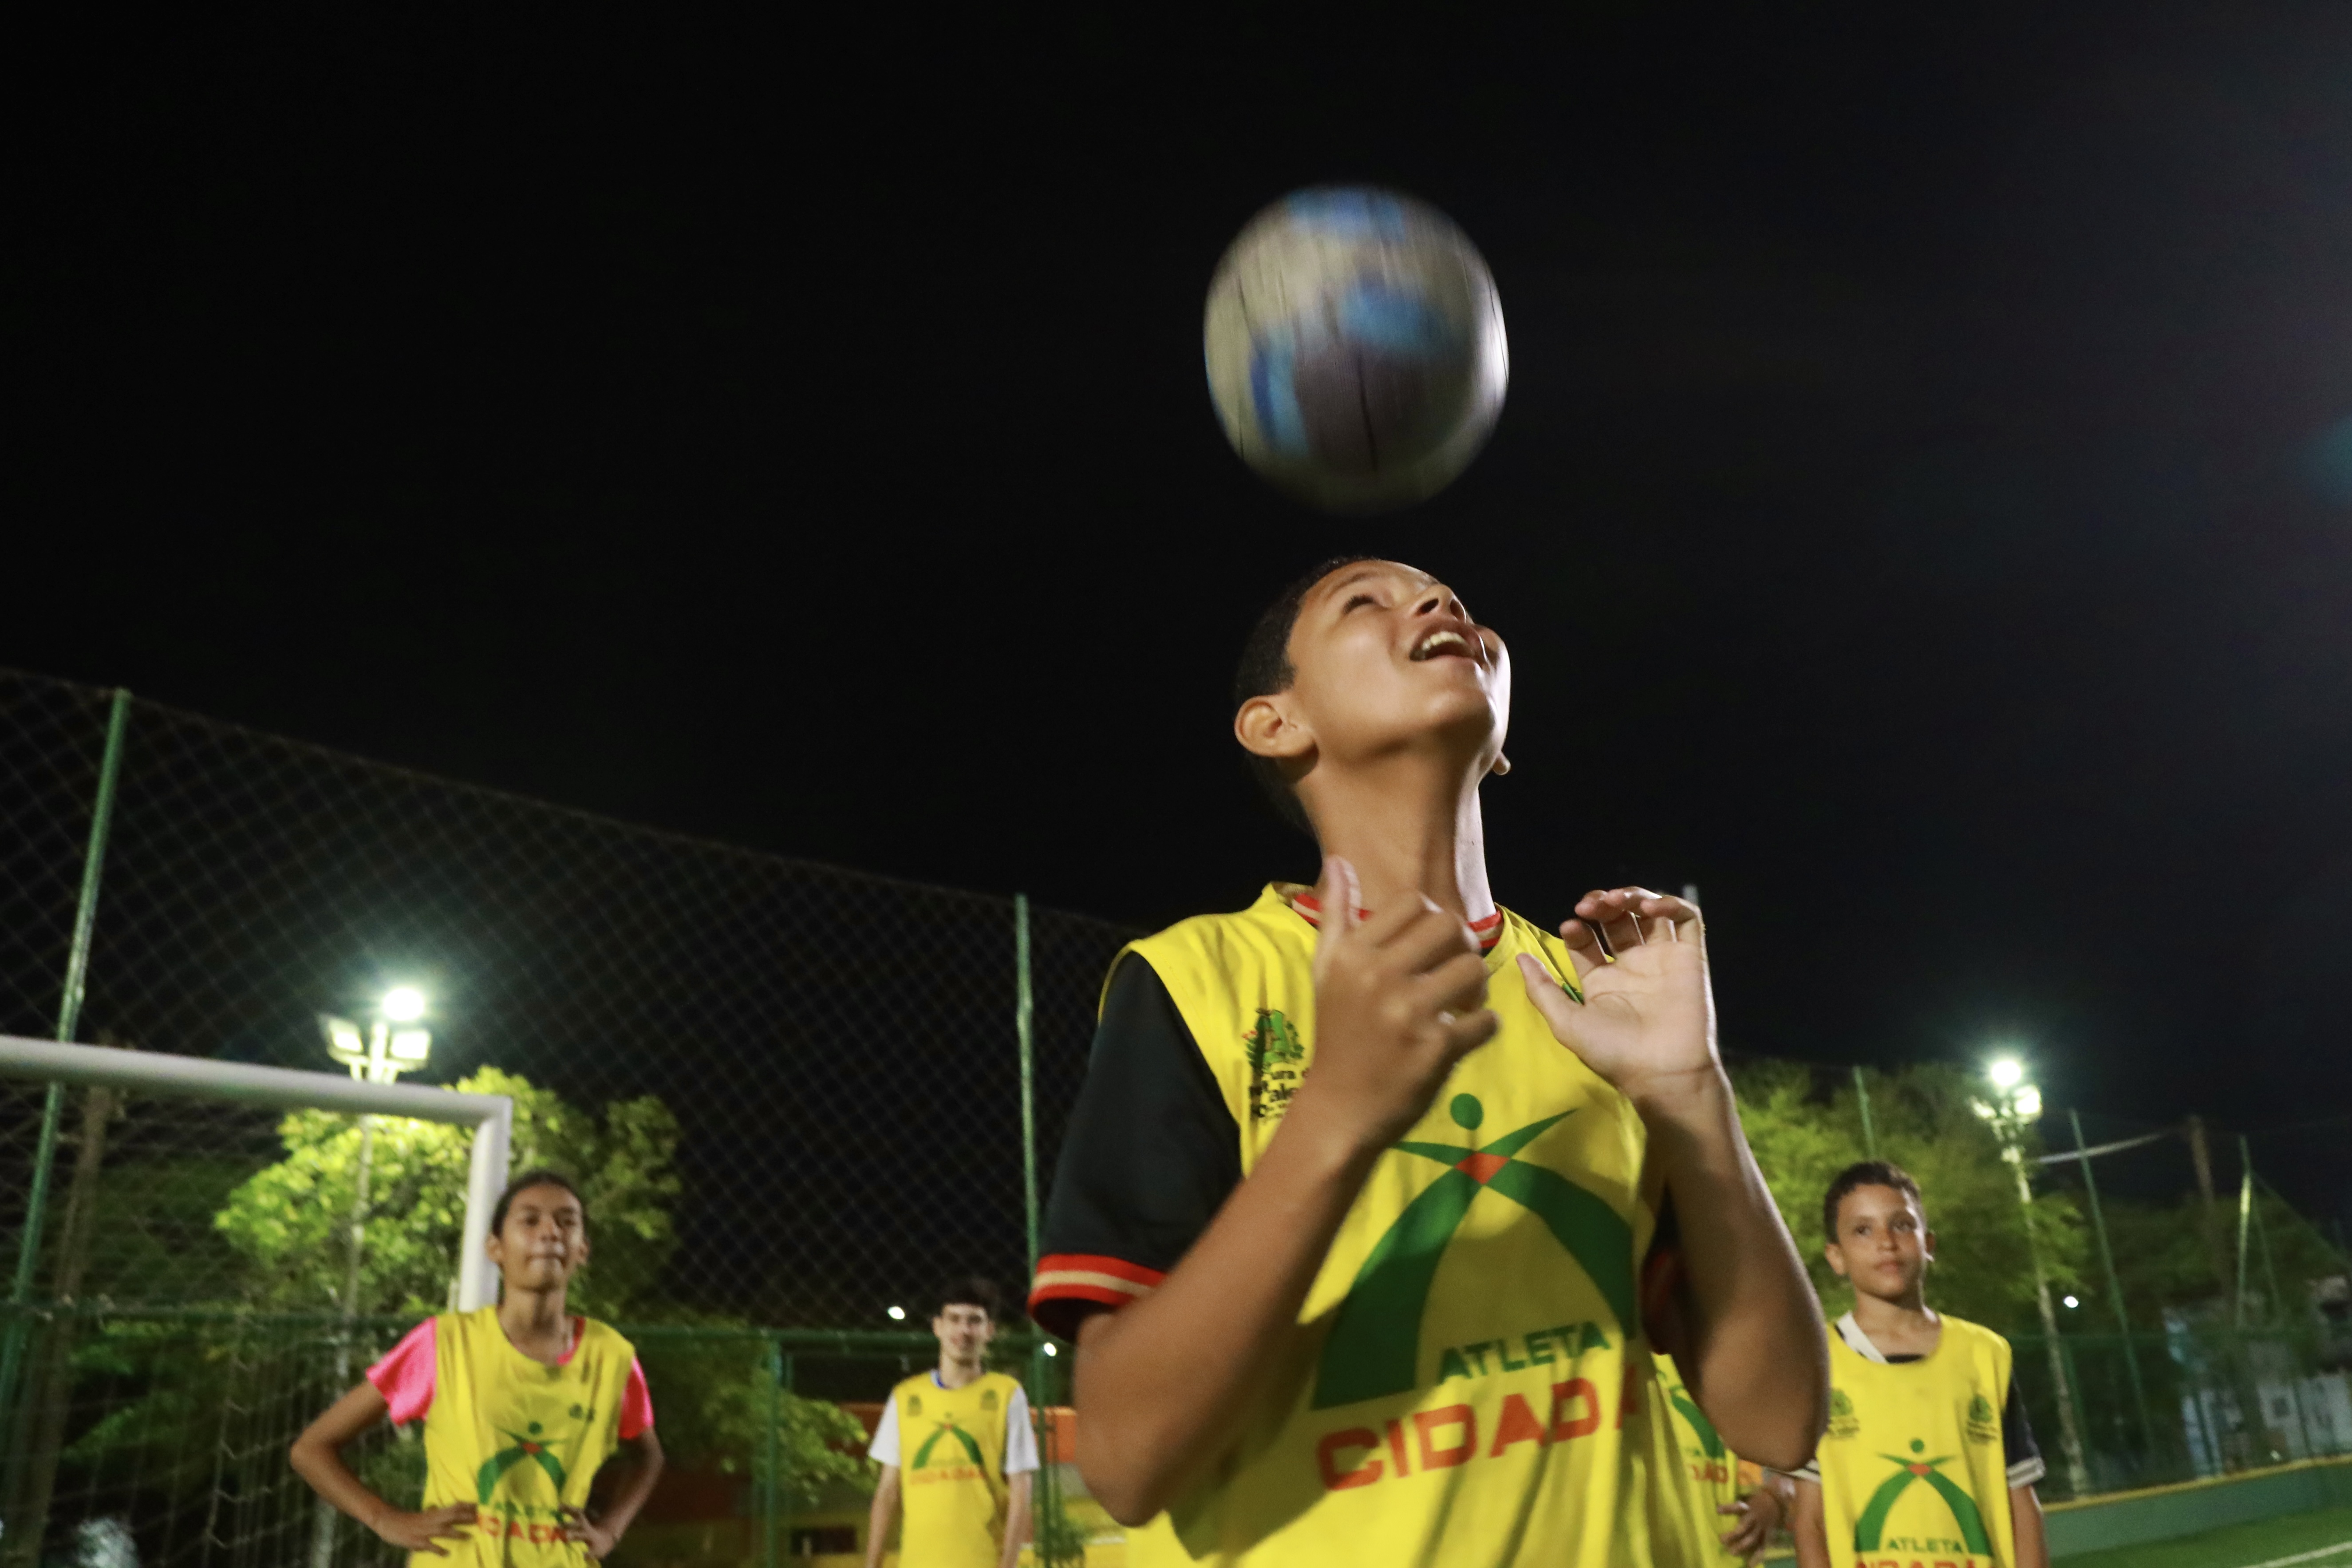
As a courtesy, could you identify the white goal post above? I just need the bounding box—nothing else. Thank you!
[0,1035,513,1309]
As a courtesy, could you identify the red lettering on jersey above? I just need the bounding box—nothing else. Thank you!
[1488,1392,1547,1456]
[1385,1418,1412,1477]
[1549,1378,1601,1440]
[1618,1360,1640,1428]
[1316,1428,1383,1491]
[1414,1405,1476,1469]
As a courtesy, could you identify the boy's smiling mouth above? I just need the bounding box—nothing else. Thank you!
[1409,626,1483,663]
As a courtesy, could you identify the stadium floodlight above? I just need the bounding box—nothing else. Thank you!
[1043,1343,1058,1357]
[319,989,433,1087]
[2064,1294,2080,1308]
[2013,1086,2043,1118]
[1987,1057,2025,1090]
[887,1305,906,1321]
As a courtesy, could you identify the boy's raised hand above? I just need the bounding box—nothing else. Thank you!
[1298,855,1500,1149]
[1513,887,1717,1099]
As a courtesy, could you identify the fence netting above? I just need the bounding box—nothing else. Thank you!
[3,668,2350,1567]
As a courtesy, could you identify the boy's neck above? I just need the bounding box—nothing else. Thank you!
[1849,1287,1938,1351]
[936,1354,984,1391]
[497,1285,574,1363]
[1308,757,1496,924]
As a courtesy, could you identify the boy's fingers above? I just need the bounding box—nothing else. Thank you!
[1382,902,1480,973]
[1555,921,1603,983]
[1516,954,1583,1035]
[1440,1007,1500,1060]
[1310,856,1361,977]
[1409,952,1490,1019]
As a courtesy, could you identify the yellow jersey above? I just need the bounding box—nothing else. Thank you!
[1815,1312,2019,1568]
[1645,1350,1751,1566]
[416,1307,637,1566]
[884,1370,1026,1568]
[1037,885,1657,1568]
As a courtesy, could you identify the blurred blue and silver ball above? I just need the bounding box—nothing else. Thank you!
[1204,187,1507,514]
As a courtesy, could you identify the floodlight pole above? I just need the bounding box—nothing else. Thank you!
[1987,1085,2092,1497]
[2069,1109,2155,1458]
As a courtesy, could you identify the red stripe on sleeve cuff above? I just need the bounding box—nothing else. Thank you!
[1028,1253,1166,1314]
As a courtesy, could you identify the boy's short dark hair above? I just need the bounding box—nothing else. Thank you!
[1822,1159,1924,1241]
[1233,555,1380,836]
[491,1168,586,1236]
[936,1275,1002,1320]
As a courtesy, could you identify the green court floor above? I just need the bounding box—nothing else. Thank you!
[2055,1504,2352,1568]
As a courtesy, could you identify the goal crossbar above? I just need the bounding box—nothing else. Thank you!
[0,1035,513,1310]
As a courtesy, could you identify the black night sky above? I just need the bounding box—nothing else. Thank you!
[11,8,2352,1215]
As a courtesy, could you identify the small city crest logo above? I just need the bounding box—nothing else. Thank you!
[1853,1438,1991,1556]
[980,1387,998,1412]
[1827,1386,1859,1438]
[1244,1009,1308,1122]
[1310,1093,1633,1409]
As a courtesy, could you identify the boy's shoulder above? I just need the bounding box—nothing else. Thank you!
[1934,1313,2013,1360]
[574,1315,635,1360]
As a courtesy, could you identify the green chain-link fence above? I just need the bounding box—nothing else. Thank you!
[0,670,1126,1566]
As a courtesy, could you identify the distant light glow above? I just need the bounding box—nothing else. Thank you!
[1987,1058,2025,1090]
[1043,1343,1058,1357]
[2014,1086,2043,1118]
[381,987,427,1023]
[2063,1294,2080,1309]
[886,1305,906,1321]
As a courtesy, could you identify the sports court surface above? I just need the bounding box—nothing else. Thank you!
[2053,1505,2352,1568]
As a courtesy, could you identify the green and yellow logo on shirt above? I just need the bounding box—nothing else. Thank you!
[1312,1094,1633,1409]
[476,1419,572,1503]
[914,1416,986,1470]
[1854,1438,1991,1555]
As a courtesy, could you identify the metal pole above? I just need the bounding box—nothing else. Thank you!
[0,687,130,1445]
[1016,894,1039,1276]
[1852,1065,1878,1160]
[2235,1144,2254,1332]
[762,1339,783,1568]
[2071,1109,2155,1458]
[312,1113,375,1568]
[2013,1147,2092,1495]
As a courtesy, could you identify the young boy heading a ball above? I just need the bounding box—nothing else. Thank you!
[1029,557,1828,1568]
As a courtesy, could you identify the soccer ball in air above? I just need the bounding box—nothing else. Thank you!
[1204,186,1507,514]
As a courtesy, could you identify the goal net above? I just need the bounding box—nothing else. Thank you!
[0,1037,510,1568]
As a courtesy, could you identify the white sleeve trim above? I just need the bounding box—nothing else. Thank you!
[868,1397,901,1467]
[2007,1455,2046,1488]
[1002,1386,1040,1475]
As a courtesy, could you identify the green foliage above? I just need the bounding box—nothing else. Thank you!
[1731,1061,2086,1333]
[632,1328,876,1509]
[213,1068,681,1317]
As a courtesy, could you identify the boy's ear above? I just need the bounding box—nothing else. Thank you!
[1919,1229,1935,1265]
[1235,694,1314,762]
[1823,1240,1849,1280]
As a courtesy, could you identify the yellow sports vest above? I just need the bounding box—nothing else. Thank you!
[1118,885,1656,1568]
[1645,1351,1747,1566]
[892,1370,1022,1568]
[417,1307,635,1567]
[1818,1316,2018,1568]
